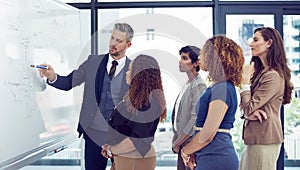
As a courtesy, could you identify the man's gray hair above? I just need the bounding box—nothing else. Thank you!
[113,23,134,42]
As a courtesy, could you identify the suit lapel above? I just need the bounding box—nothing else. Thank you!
[251,66,270,92]
[95,54,109,105]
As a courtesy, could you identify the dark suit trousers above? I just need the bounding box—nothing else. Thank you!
[84,133,108,170]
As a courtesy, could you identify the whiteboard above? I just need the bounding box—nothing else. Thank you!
[0,0,81,168]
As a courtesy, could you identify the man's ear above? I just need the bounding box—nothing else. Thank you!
[127,41,132,48]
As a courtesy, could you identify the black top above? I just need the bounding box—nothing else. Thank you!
[106,99,162,157]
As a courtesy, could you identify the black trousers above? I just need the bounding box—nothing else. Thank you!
[84,133,108,170]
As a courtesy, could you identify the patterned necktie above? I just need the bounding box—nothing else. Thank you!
[109,60,118,79]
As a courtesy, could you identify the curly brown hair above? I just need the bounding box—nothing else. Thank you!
[124,54,167,122]
[200,35,244,86]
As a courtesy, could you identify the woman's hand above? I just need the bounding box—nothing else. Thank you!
[186,153,196,170]
[242,62,254,85]
[101,144,113,158]
[245,109,267,123]
[181,149,196,170]
[181,148,190,166]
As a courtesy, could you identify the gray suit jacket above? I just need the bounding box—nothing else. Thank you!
[172,74,207,141]
[240,67,284,145]
[48,54,130,137]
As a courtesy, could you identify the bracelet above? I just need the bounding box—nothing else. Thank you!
[107,146,113,157]
[239,84,250,93]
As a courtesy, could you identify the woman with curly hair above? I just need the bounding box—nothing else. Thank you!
[181,35,244,170]
[239,27,293,170]
[101,54,166,170]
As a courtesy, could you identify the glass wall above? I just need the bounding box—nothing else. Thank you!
[98,7,213,164]
[283,15,300,162]
[226,15,274,63]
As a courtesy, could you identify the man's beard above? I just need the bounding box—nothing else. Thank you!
[110,51,120,57]
[110,48,120,56]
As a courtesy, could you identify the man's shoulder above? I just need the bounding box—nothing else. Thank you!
[89,53,108,58]
[125,56,131,66]
[85,54,109,63]
[126,56,131,60]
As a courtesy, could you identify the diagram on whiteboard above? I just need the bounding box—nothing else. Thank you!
[0,0,81,165]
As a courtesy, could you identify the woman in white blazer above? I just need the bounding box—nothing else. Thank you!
[171,46,207,170]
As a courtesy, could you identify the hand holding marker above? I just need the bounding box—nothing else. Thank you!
[31,64,57,81]
[30,64,48,70]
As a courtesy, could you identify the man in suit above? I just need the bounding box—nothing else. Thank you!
[39,23,134,170]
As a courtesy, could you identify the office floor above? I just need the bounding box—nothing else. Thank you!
[20,131,300,170]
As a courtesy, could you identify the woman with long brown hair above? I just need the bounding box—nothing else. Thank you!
[239,27,293,170]
[101,54,166,170]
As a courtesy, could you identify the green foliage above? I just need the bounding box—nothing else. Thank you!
[232,109,245,158]
[284,99,300,135]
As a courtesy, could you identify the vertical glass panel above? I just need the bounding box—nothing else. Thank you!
[75,9,91,70]
[98,7,212,112]
[226,15,274,64]
[225,14,274,158]
[79,10,91,54]
[98,7,212,168]
[283,15,300,163]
